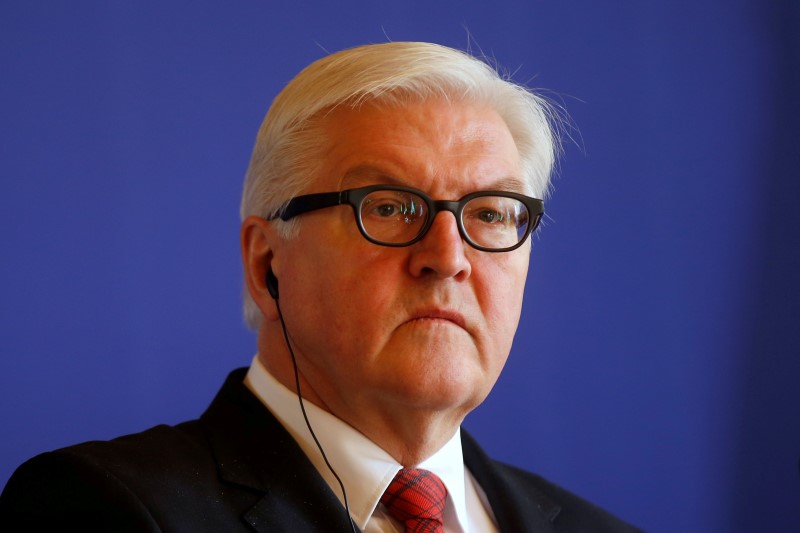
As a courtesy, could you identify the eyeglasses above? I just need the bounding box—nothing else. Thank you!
[269,184,544,252]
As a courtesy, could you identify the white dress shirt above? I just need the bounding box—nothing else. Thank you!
[244,355,498,532]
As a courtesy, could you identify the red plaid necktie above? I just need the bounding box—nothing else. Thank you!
[380,468,448,533]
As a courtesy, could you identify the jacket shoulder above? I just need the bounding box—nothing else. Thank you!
[0,423,200,531]
[462,430,643,532]
[493,460,643,532]
[0,369,345,533]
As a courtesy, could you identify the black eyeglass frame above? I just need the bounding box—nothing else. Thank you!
[269,184,544,252]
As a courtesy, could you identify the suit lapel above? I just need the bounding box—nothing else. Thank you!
[199,369,358,533]
[462,430,559,533]
[197,370,561,532]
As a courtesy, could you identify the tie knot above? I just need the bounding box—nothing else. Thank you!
[380,468,447,533]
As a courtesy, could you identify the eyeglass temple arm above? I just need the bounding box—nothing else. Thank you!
[270,191,345,221]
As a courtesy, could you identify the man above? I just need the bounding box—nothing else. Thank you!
[1,42,640,532]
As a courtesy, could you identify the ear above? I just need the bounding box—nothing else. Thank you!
[241,215,280,322]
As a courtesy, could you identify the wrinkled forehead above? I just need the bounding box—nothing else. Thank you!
[307,98,527,196]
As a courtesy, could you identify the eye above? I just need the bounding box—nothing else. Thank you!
[363,194,423,221]
[372,201,402,217]
[476,209,505,224]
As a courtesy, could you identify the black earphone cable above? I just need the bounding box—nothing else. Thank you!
[273,299,359,533]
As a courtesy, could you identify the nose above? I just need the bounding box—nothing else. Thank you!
[407,212,472,280]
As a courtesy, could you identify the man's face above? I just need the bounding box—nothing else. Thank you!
[270,97,530,437]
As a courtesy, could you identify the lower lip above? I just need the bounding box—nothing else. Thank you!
[406,317,462,328]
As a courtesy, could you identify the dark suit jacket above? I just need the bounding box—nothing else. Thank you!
[0,369,641,532]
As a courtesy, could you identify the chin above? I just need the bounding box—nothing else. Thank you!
[401,360,493,412]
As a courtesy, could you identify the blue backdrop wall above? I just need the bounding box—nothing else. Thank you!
[2,2,798,531]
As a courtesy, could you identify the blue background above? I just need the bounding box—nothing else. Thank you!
[2,1,798,531]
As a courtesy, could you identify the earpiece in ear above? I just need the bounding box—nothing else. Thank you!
[266,268,279,300]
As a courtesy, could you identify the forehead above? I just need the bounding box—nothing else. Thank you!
[313,98,526,195]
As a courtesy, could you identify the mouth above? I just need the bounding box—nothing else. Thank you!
[404,309,467,330]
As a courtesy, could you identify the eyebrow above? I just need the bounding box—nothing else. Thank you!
[339,166,529,195]
[339,166,402,189]
[487,177,529,195]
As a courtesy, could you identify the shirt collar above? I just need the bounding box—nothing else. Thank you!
[244,355,470,531]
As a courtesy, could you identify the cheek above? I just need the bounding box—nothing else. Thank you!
[302,249,404,350]
[475,254,529,346]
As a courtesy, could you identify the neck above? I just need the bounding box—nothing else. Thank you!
[256,329,466,467]
[256,316,474,466]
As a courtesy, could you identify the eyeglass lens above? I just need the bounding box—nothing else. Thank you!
[359,189,530,249]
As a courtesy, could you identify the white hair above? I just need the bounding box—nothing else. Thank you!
[240,41,561,330]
